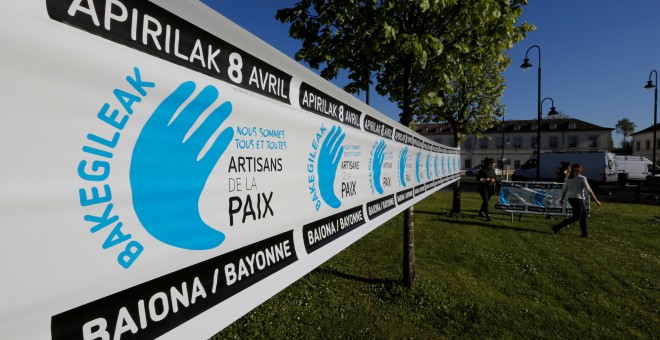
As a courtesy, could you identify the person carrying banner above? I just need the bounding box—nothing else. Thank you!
[552,163,602,237]
[557,161,572,183]
[476,158,497,221]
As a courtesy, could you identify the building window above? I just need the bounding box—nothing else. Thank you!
[435,127,442,133]
[549,136,558,148]
[513,137,522,149]
[657,139,660,148]
[531,137,538,148]
[514,124,521,131]
[496,137,503,148]
[568,136,578,148]
[479,138,489,149]
[589,135,598,148]
[531,123,538,131]
[636,141,641,151]
[422,127,428,133]
[464,138,472,149]
[569,122,576,129]
[465,159,472,169]
[550,123,557,130]
[646,140,651,150]
[514,160,521,169]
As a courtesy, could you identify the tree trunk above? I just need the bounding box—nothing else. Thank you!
[452,179,462,213]
[400,55,416,287]
[403,206,416,286]
[451,131,462,214]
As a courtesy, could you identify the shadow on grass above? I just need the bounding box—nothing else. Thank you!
[416,210,550,234]
[314,267,400,286]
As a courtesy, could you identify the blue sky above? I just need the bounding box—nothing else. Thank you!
[201,0,660,146]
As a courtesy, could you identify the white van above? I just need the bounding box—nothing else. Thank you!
[513,152,618,183]
[615,155,659,182]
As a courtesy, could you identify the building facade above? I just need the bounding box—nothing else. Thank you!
[417,118,614,170]
[631,123,660,167]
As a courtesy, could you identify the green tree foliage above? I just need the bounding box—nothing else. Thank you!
[276,0,532,285]
[615,117,636,150]
[277,1,533,126]
[417,59,510,213]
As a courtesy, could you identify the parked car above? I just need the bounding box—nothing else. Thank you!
[465,164,501,176]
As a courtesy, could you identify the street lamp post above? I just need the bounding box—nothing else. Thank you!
[541,97,560,117]
[521,45,542,180]
[538,96,560,169]
[501,113,505,165]
[644,70,658,175]
[500,113,510,180]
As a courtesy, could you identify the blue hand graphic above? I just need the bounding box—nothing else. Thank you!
[499,188,512,204]
[130,81,234,250]
[425,154,431,180]
[415,151,422,183]
[441,154,446,176]
[434,155,439,178]
[399,147,408,187]
[373,140,386,194]
[318,125,345,208]
[533,190,548,207]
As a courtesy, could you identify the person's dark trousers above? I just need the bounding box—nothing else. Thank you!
[553,198,588,236]
[478,184,493,216]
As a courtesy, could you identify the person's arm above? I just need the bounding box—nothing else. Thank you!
[589,191,601,206]
[478,168,495,183]
[489,169,497,183]
[583,177,601,206]
[559,180,569,205]
[477,169,491,183]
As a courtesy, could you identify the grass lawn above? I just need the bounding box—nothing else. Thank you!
[212,189,659,339]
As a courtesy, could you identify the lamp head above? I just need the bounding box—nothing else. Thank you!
[520,58,533,71]
[548,106,559,116]
[644,80,656,90]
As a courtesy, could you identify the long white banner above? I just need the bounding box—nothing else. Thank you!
[494,181,589,215]
[0,1,459,339]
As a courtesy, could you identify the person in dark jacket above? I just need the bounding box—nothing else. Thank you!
[476,158,497,221]
[557,161,572,183]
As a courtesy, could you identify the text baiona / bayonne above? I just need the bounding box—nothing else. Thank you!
[302,205,366,254]
[51,231,297,340]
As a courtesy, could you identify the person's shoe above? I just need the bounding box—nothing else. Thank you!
[478,212,486,218]
[551,226,560,234]
[486,214,493,221]
[581,234,593,238]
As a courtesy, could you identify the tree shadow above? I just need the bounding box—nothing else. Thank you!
[415,209,451,216]
[313,267,400,286]
[430,217,551,234]
[415,209,552,234]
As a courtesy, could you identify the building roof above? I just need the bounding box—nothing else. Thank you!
[416,118,613,134]
[631,123,660,136]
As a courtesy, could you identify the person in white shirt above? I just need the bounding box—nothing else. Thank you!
[551,164,602,238]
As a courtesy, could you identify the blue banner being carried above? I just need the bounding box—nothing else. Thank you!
[494,181,590,215]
